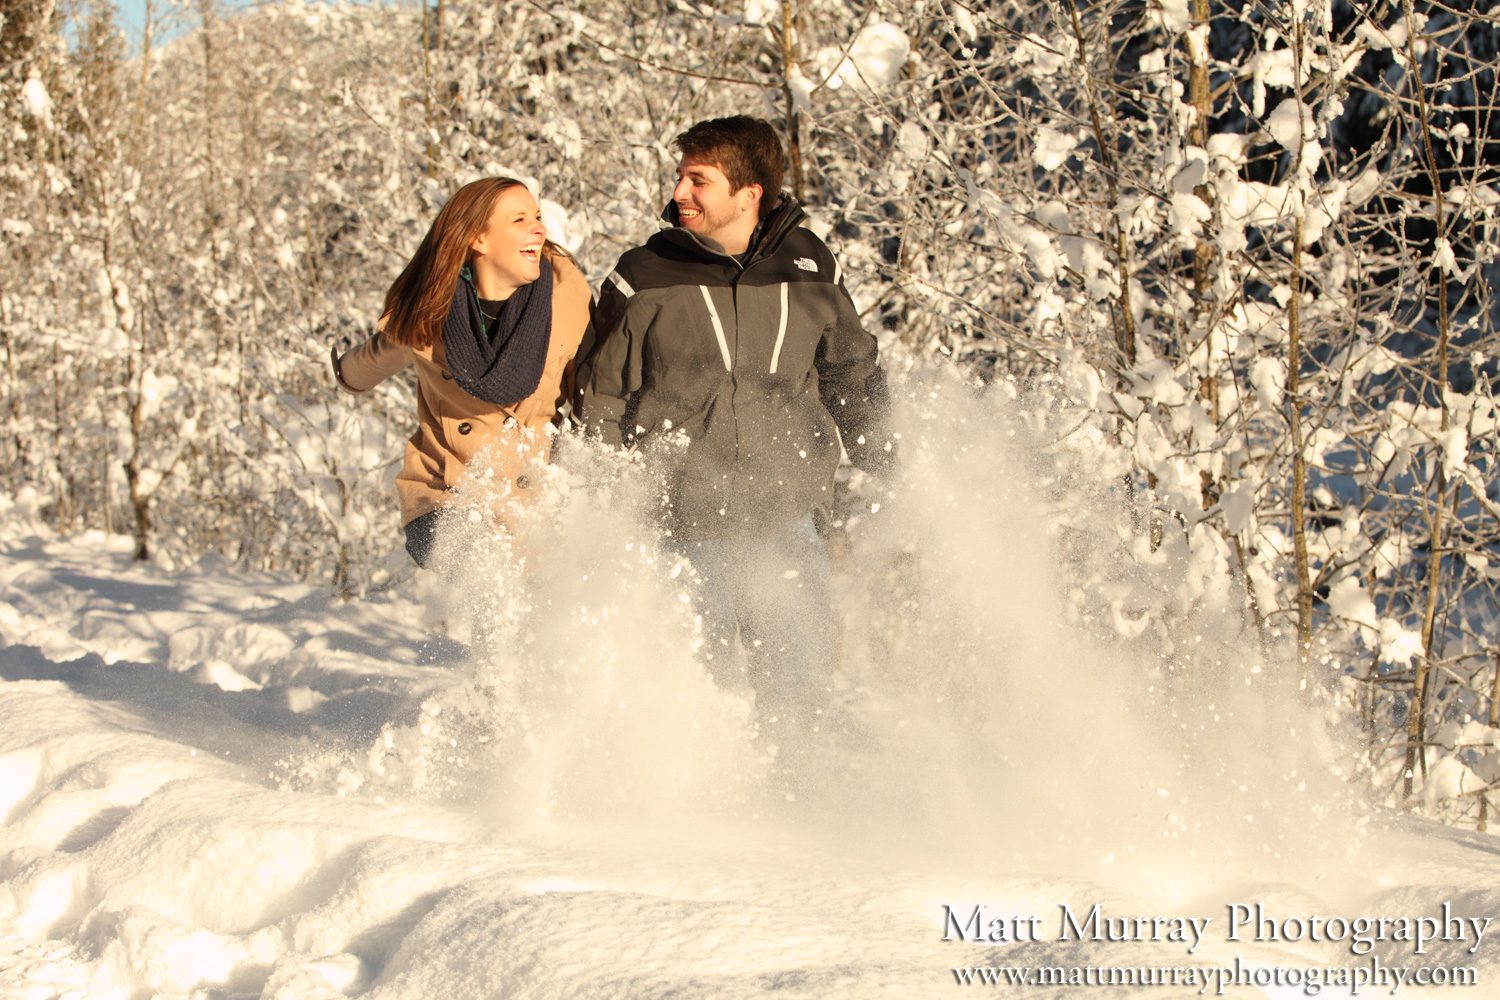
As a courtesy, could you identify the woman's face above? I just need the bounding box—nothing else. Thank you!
[469,185,548,298]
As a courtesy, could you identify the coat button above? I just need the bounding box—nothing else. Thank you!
[515,475,530,490]
[457,422,472,435]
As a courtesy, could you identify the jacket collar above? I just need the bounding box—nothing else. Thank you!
[657,194,807,266]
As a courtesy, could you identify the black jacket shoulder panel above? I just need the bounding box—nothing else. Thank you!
[611,233,738,290]
[741,228,842,286]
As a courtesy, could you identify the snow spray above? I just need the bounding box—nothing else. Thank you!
[327,363,1372,900]
[371,426,766,827]
[816,363,1374,898]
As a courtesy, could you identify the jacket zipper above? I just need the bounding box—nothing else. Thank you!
[677,230,783,469]
[682,235,744,462]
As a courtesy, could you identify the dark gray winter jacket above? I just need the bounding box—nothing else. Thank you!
[574,196,892,540]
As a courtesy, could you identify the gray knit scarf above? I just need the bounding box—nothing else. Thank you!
[443,260,553,406]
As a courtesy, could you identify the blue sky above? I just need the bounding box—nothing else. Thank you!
[110,0,262,45]
[113,0,147,37]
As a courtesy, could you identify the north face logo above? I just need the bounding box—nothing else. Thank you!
[794,257,818,272]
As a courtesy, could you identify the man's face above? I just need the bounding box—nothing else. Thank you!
[673,156,758,247]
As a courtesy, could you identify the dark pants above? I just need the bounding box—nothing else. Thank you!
[666,514,836,744]
[404,509,442,568]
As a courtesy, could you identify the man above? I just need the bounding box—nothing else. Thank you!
[575,116,892,752]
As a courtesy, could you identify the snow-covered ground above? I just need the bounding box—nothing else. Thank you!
[3,384,1499,999]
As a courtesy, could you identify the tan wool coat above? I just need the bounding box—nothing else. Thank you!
[334,254,592,527]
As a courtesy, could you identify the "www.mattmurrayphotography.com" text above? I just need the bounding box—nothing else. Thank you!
[941,901,1489,994]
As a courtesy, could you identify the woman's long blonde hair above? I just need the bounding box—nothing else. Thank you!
[381,178,570,349]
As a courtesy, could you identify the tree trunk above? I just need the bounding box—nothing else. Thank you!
[1063,0,1133,369]
[422,0,436,177]
[124,350,150,561]
[1286,214,1313,679]
[1402,0,1452,801]
[1187,0,1214,315]
[1483,647,1500,832]
[779,0,803,203]
[0,321,27,483]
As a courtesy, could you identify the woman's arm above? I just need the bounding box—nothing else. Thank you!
[332,331,414,393]
[548,256,594,422]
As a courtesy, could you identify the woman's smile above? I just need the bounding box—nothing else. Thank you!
[471,186,549,299]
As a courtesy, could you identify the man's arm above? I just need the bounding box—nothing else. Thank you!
[816,271,895,477]
[573,270,643,447]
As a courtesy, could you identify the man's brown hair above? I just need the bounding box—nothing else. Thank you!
[674,116,786,218]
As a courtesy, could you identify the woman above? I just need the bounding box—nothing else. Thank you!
[332,178,592,566]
